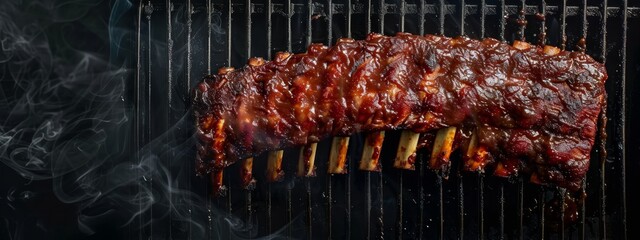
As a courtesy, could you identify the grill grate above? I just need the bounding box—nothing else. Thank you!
[134,0,637,239]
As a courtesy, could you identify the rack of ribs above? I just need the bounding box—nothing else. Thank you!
[192,32,607,196]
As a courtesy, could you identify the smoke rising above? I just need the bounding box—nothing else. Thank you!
[0,0,267,239]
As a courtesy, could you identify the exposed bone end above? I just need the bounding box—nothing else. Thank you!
[240,158,256,190]
[493,162,510,178]
[493,159,519,178]
[543,45,561,56]
[212,119,226,168]
[266,150,284,182]
[513,40,531,50]
[463,145,490,172]
[199,115,215,131]
[463,132,491,172]
[217,67,235,75]
[359,131,385,172]
[328,137,350,174]
[297,143,318,177]
[530,172,543,185]
[450,37,464,46]
[210,170,227,197]
[274,52,291,62]
[337,38,355,43]
[395,32,412,38]
[366,32,384,41]
[394,131,420,170]
[429,127,457,173]
[248,57,266,67]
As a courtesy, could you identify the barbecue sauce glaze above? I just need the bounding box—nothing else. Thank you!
[193,32,607,191]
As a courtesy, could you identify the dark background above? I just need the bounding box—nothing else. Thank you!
[1,0,639,239]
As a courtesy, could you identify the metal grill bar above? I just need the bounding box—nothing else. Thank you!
[307,0,312,45]
[165,0,174,237]
[266,0,272,56]
[596,0,606,235]
[224,1,233,232]
[478,175,484,240]
[620,0,628,239]
[226,0,232,66]
[327,0,333,45]
[244,0,253,230]
[539,0,546,45]
[538,0,548,239]
[479,5,486,234]
[166,1,177,237]
[365,1,373,237]
[499,183,505,239]
[327,0,334,237]
[398,2,405,239]
[204,0,214,237]
[436,1,445,239]
[206,0,212,73]
[264,0,273,232]
[416,1,426,237]
[145,2,154,238]
[539,187,545,239]
[135,2,144,239]
[185,0,193,237]
[377,1,384,238]
[305,3,313,239]
[520,181,525,240]
[515,2,528,240]
[498,1,506,239]
[245,0,251,58]
[284,1,293,238]
[286,0,292,52]
[166,0,172,118]
[345,2,352,238]
[457,1,465,239]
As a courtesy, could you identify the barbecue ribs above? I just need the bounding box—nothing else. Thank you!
[193,32,607,194]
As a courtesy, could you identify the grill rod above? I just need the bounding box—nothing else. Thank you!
[498,0,506,238]
[365,0,373,238]
[458,0,466,238]
[620,0,628,238]
[437,0,445,238]
[377,1,385,238]
[398,1,405,239]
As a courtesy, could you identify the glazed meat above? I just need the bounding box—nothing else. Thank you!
[193,32,607,192]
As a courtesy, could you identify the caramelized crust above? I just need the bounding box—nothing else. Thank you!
[193,32,607,191]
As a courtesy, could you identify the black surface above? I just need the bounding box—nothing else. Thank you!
[1,0,639,239]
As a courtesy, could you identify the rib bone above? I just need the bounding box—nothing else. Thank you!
[241,157,256,189]
[328,137,350,174]
[543,45,560,56]
[297,143,318,177]
[210,170,226,197]
[266,150,284,182]
[359,131,385,171]
[429,127,457,173]
[512,40,531,50]
[394,131,420,170]
[463,131,491,172]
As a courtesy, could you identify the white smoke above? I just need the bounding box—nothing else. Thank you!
[0,0,312,238]
[0,0,217,238]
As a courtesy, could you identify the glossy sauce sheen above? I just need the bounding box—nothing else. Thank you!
[193,33,607,191]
